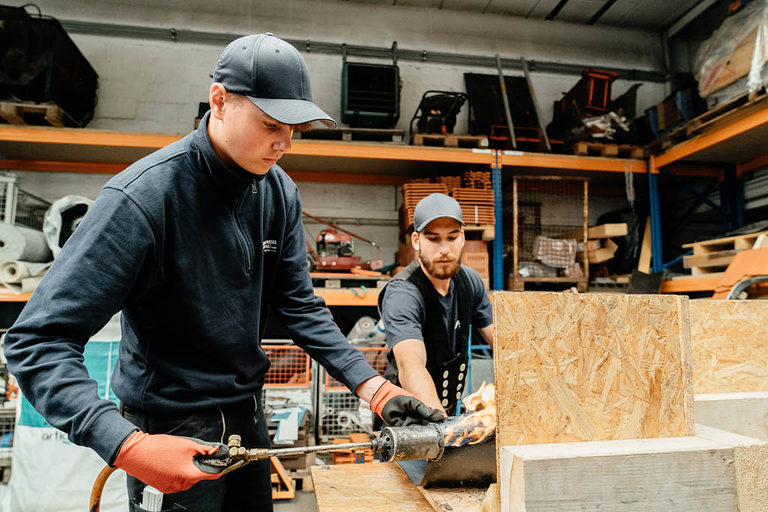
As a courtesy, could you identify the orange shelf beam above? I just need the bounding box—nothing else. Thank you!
[315,288,380,307]
[290,140,493,165]
[0,159,128,174]
[501,151,647,174]
[0,124,181,148]
[0,289,32,302]
[654,106,768,168]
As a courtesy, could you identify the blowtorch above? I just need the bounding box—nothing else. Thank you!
[89,424,444,511]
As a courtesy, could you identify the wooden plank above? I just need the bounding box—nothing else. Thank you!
[311,463,435,512]
[492,293,694,450]
[695,392,768,441]
[638,217,652,273]
[695,424,768,512]
[499,435,764,512]
[683,249,740,269]
[690,300,768,394]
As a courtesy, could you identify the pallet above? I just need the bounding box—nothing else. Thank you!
[296,127,405,143]
[686,90,768,137]
[0,101,65,127]
[682,230,768,275]
[412,133,489,148]
[650,88,767,151]
[571,141,644,159]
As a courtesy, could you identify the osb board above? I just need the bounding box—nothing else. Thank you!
[418,486,488,512]
[492,292,694,451]
[690,300,768,394]
[311,463,435,512]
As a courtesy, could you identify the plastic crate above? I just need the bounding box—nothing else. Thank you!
[262,344,311,387]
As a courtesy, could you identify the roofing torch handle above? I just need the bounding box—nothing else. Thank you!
[250,440,381,460]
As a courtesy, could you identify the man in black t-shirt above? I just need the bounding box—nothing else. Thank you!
[380,193,494,416]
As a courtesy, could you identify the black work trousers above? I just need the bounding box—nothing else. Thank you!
[121,394,273,512]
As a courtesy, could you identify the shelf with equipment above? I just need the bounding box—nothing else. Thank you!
[650,94,768,294]
[2,124,735,295]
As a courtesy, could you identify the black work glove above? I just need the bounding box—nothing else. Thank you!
[370,381,446,427]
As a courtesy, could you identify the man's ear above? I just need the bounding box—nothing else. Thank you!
[209,83,227,120]
[411,231,420,252]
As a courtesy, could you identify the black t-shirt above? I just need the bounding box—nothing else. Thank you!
[381,265,493,351]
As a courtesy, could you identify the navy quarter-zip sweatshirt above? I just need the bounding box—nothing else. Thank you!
[3,112,378,463]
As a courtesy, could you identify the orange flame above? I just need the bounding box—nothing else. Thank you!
[442,382,496,447]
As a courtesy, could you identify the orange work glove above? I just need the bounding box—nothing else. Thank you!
[370,381,446,427]
[113,430,225,494]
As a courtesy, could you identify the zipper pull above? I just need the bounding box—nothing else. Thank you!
[251,181,258,194]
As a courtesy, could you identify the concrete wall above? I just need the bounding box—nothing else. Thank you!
[7,0,656,268]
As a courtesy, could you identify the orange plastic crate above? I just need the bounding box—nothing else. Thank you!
[262,345,311,387]
[324,347,388,390]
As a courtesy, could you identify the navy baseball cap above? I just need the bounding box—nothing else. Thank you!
[213,33,336,128]
[413,193,465,232]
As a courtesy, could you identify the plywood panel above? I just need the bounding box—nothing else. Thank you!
[690,300,768,393]
[311,463,435,512]
[492,292,694,451]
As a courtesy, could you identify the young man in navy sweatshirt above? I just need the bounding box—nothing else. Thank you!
[3,33,442,511]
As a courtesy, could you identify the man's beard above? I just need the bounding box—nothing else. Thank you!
[419,250,462,279]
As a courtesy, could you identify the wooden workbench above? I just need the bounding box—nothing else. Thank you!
[311,463,488,512]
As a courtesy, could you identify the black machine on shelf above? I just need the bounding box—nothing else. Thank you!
[409,90,467,138]
[0,4,98,127]
[341,61,400,129]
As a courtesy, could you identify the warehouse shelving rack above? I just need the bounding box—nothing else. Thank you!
[0,121,741,298]
[650,98,768,294]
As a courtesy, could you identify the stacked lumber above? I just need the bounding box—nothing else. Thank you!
[437,175,462,194]
[464,170,492,189]
[452,188,495,225]
[682,230,768,275]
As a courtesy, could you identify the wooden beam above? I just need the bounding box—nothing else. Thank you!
[499,433,768,512]
[695,392,768,441]
[690,300,768,394]
[492,292,694,448]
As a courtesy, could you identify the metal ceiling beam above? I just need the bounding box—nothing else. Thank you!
[59,18,669,82]
[545,0,570,20]
[666,0,720,38]
[587,0,619,25]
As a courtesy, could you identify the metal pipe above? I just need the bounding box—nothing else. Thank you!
[58,19,669,82]
[495,54,517,150]
[521,57,551,152]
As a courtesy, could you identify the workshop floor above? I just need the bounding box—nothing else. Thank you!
[274,491,318,511]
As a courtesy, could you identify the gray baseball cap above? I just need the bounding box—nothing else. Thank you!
[213,33,336,128]
[413,193,465,232]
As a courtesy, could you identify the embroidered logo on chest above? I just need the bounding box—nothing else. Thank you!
[263,240,277,253]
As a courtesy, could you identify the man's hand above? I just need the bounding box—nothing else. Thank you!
[113,431,225,494]
[370,380,446,427]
